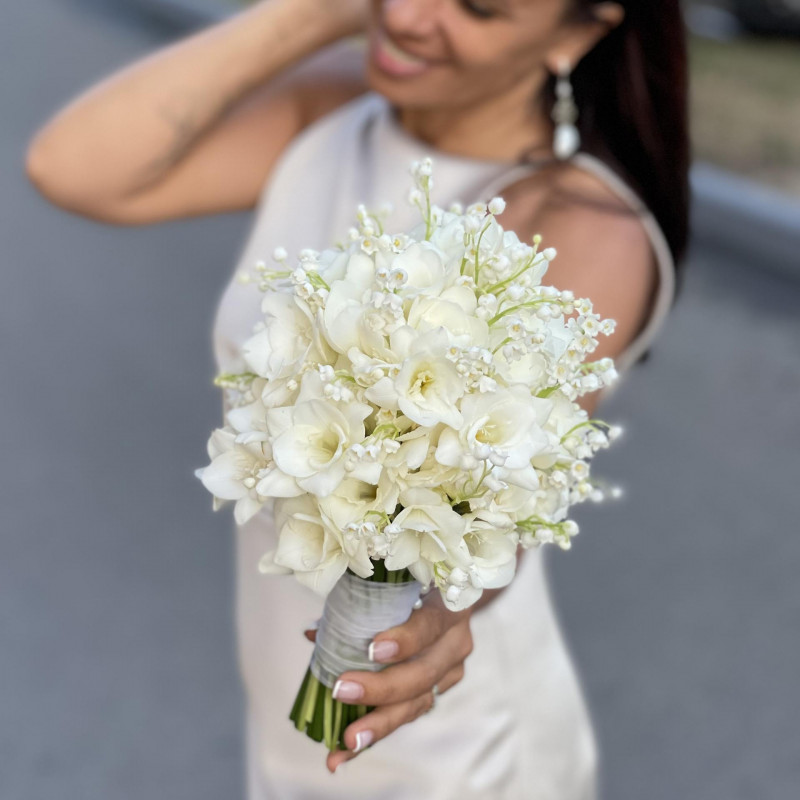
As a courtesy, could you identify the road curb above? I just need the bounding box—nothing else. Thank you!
[133,0,800,281]
[692,164,800,281]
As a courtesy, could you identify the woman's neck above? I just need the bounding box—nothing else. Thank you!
[395,78,553,163]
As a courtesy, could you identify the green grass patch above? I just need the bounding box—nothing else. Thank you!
[689,36,800,195]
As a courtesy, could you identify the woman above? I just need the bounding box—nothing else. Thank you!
[26,0,689,796]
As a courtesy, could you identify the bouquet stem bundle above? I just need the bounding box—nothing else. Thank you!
[290,562,415,751]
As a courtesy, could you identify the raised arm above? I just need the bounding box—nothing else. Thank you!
[25,0,368,225]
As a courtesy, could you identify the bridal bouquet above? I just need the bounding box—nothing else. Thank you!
[196,158,620,750]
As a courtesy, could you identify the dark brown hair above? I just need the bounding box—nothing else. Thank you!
[561,0,691,270]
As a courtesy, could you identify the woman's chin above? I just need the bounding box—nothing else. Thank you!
[365,64,452,110]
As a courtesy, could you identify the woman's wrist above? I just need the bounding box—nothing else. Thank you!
[213,0,350,91]
[248,0,365,59]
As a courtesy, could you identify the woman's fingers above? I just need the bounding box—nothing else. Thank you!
[369,593,471,665]
[303,618,320,642]
[326,691,433,773]
[333,621,472,707]
[326,662,467,773]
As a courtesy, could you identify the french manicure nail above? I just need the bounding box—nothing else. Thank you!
[332,680,364,701]
[354,730,374,753]
[368,640,399,662]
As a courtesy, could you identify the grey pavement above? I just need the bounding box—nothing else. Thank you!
[2,2,799,799]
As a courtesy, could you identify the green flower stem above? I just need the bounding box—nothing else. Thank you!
[307,272,330,291]
[213,370,258,388]
[559,419,611,443]
[491,335,513,355]
[487,298,553,326]
[288,560,413,751]
[482,251,540,295]
[473,221,492,286]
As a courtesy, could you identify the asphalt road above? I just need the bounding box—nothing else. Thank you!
[2,2,799,798]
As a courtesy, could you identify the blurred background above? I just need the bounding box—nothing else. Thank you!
[2,1,799,798]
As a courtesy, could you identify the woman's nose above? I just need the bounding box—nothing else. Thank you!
[381,0,442,36]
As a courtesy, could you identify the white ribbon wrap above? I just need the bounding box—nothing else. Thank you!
[311,573,422,689]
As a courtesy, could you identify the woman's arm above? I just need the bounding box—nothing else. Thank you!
[25,0,368,224]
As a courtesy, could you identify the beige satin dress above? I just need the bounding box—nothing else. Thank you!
[211,91,675,800]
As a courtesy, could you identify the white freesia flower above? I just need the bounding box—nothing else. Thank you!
[268,388,374,497]
[366,330,465,428]
[224,396,303,500]
[494,348,548,388]
[268,496,348,595]
[389,241,450,298]
[242,292,313,380]
[196,428,267,525]
[384,488,468,586]
[441,510,519,610]
[318,473,399,574]
[406,290,489,348]
[436,385,552,473]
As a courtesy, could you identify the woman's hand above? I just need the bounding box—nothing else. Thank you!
[305,590,475,773]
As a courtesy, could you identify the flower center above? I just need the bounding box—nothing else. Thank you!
[411,368,435,398]
[309,427,343,468]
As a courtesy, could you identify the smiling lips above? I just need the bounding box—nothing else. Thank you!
[372,30,433,77]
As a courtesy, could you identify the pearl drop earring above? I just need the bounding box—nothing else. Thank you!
[551,59,580,160]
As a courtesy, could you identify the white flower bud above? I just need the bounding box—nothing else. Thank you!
[600,319,617,336]
[464,215,482,234]
[417,157,433,177]
[536,527,554,544]
[581,374,600,392]
[484,472,508,492]
[318,364,335,382]
[488,197,506,215]
[562,520,579,537]
[488,449,508,467]
[449,567,468,586]
[570,461,589,480]
[446,585,462,604]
